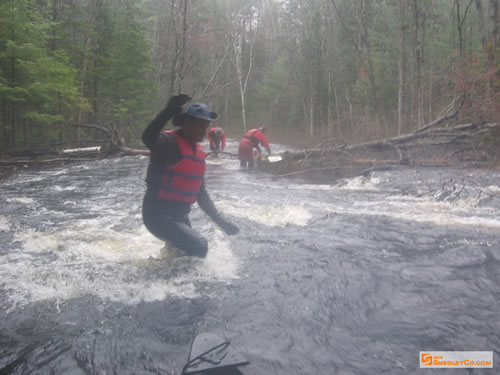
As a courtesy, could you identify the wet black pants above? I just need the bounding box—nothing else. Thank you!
[240,160,254,168]
[142,200,208,258]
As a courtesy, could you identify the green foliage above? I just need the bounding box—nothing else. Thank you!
[0,0,494,147]
[0,0,86,146]
[93,0,154,138]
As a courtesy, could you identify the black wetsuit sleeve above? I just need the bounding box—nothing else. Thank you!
[142,107,180,166]
[197,180,220,220]
[142,107,174,151]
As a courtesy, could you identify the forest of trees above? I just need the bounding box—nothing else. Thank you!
[0,0,498,150]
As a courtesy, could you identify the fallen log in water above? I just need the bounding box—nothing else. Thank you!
[263,120,499,182]
[0,123,143,173]
[61,146,101,154]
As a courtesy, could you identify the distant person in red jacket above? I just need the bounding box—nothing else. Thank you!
[238,127,271,168]
[207,127,226,156]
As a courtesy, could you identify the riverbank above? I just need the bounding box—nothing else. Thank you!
[1,122,498,184]
[259,122,500,183]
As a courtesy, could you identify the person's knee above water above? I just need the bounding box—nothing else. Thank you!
[208,127,226,156]
[141,95,239,258]
[238,127,271,168]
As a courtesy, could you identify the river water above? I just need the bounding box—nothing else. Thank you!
[0,140,499,374]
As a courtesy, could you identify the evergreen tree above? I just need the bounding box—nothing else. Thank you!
[0,0,86,148]
[97,0,155,141]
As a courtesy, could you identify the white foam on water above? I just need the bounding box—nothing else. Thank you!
[1,172,49,186]
[2,219,240,312]
[218,200,312,227]
[269,183,337,191]
[53,185,76,192]
[0,216,10,232]
[250,175,385,193]
[14,228,62,254]
[205,158,228,165]
[16,175,47,183]
[202,227,240,279]
[6,197,36,205]
[314,194,500,230]
[0,255,200,314]
[335,175,381,191]
[486,185,500,195]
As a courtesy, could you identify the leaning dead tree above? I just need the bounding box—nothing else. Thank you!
[261,98,500,181]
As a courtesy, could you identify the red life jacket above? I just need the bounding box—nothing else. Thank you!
[243,129,259,147]
[157,130,206,203]
[244,128,258,138]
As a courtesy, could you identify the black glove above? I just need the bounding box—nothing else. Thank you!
[214,216,239,235]
[166,94,191,116]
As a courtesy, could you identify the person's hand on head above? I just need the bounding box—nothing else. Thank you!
[166,94,191,116]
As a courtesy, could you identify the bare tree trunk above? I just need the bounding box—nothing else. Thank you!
[77,0,97,141]
[327,72,333,136]
[357,0,378,110]
[23,117,27,146]
[309,75,314,137]
[456,0,474,59]
[153,13,162,108]
[398,0,407,135]
[302,99,309,135]
[324,2,342,139]
[232,10,254,132]
[177,0,189,93]
[50,0,58,52]
[312,10,323,136]
[331,0,378,125]
[169,0,179,95]
[346,90,355,140]
[224,88,228,130]
[475,0,498,104]
[8,0,16,147]
[456,0,464,58]
[412,0,424,128]
[428,0,436,122]
[239,84,248,132]
[2,100,7,149]
[487,0,498,100]
[475,0,487,48]
[428,53,434,121]
[333,79,342,139]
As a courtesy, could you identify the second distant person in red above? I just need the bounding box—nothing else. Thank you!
[238,127,271,168]
[207,127,226,156]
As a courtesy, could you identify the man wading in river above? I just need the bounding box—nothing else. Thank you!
[238,127,271,168]
[142,94,239,257]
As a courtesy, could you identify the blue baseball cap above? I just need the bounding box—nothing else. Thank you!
[183,103,218,121]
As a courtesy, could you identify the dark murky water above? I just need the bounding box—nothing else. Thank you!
[1,140,499,374]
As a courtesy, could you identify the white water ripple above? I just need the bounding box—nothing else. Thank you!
[1,220,240,312]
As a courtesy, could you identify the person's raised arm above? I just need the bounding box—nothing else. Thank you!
[142,94,191,150]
